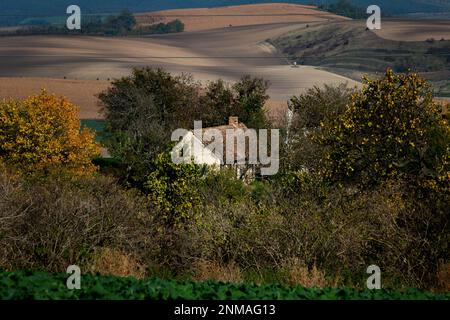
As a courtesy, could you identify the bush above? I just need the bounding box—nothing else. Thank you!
[197,168,248,205]
[0,166,152,273]
[164,171,446,289]
[0,90,100,176]
[1,71,447,292]
[279,71,449,288]
[144,152,201,226]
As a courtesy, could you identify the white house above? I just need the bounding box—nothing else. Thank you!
[171,116,256,180]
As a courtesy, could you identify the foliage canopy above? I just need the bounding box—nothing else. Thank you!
[0,90,100,175]
[318,69,450,191]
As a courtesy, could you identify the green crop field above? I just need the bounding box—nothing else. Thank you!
[1,271,448,300]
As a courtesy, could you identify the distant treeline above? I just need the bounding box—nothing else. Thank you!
[316,0,366,19]
[1,1,449,27]
[2,1,448,28]
[132,19,184,35]
[12,11,184,36]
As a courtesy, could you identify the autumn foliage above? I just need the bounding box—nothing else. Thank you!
[318,69,450,191]
[0,70,448,290]
[0,90,100,175]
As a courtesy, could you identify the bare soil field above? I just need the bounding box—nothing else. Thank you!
[0,65,354,120]
[0,4,447,120]
[0,21,358,119]
[372,20,450,41]
[136,3,348,32]
[0,77,109,119]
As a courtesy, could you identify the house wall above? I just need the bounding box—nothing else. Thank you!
[172,131,222,166]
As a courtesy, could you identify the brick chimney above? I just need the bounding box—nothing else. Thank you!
[229,116,238,126]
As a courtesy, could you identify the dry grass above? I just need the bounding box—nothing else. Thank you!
[193,260,243,283]
[89,247,146,279]
[136,3,348,32]
[282,258,340,288]
[437,263,450,292]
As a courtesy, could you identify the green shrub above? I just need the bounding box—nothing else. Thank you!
[197,168,248,205]
[134,19,185,35]
[144,152,201,226]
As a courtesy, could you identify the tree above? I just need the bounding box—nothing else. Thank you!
[99,67,200,183]
[199,76,270,129]
[233,75,270,129]
[0,90,100,175]
[142,19,185,34]
[199,79,235,127]
[169,19,185,33]
[284,84,354,173]
[105,10,136,35]
[318,69,450,191]
[99,68,271,184]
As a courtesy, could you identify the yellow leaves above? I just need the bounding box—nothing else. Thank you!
[0,90,100,176]
[361,137,369,145]
[343,119,354,129]
[320,69,450,189]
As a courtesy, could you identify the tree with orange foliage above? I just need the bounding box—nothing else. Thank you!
[0,90,100,175]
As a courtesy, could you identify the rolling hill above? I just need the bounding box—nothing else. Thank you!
[270,19,450,96]
[136,3,348,32]
[0,4,359,119]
